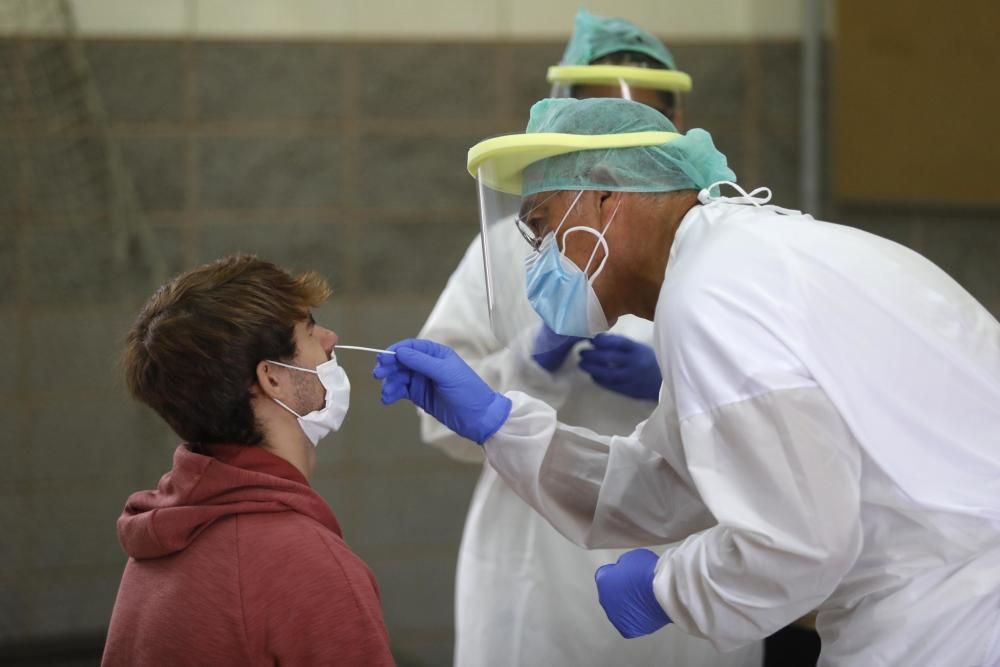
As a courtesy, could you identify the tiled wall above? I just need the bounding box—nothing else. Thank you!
[1,35,998,666]
[57,0,813,40]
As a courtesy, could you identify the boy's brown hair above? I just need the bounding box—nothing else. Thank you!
[123,255,331,446]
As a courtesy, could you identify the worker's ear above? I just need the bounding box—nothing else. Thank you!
[598,191,624,226]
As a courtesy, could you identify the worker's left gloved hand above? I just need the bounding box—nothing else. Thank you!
[595,548,672,639]
[579,334,662,400]
[374,338,512,445]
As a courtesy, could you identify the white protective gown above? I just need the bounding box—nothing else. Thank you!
[484,198,1000,667]
[419,225,763,666]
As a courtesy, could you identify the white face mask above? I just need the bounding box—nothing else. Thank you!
[266,354,350,447]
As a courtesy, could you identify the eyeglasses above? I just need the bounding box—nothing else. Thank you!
[514,191,560,252]
[514,214,541,251]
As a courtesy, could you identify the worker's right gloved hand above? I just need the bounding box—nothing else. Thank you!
[374,338,512,445]
[532,324,585,373]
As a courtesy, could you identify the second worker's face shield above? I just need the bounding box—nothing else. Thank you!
[547,65,692,130]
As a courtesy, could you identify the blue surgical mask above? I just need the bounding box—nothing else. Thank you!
[524,192,619,338]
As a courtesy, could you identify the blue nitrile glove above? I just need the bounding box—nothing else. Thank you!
[578,334,662,400]
[595,548,672,639]
[532,324,585,373]
[373,338,512,445]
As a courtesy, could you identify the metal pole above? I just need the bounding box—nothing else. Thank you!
[801,0,823,214]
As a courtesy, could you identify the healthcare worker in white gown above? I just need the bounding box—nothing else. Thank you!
[375,97,1000,667]
[416,9,762,667]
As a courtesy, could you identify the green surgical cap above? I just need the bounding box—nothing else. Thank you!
[561,8,676,69]
[522,97,736,197]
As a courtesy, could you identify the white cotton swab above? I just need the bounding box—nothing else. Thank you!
[335,345,396,355]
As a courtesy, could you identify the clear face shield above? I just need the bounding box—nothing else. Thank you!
[468,125,682,353]
[547,65,691,130]
[474,162,553,353]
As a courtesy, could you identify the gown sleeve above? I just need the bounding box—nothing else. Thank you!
[485,389,716,549]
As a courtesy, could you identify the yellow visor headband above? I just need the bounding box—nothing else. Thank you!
[547,65,693,93]
[467,131,683,195]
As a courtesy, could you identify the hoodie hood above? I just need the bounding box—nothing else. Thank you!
[118,444,340,560]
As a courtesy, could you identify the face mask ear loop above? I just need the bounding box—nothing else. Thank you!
[554,190,586,253]
[272,397,304,419]
[266,359,318,375]
[580,196,622,281]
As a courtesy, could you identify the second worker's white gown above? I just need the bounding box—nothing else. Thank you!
[419,223,763,666]
[482,198,1000,667]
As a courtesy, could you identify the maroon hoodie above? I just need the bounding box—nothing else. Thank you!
[102,444,394,666]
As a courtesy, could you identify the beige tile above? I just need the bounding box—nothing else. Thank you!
[503,0,796,42]
[748,0,804,39]
[0,0,57,34]
[505,0,659,39]
[346,0,500,38]
[653,0,754,40]
[60,0,809,40]
[195,0,350,38]
[71,0,193,36]
[63,0,807,40]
